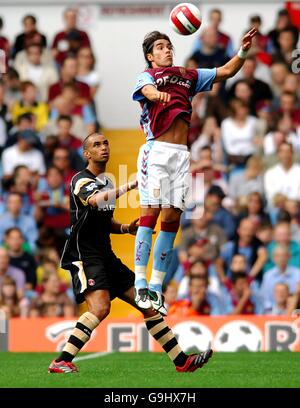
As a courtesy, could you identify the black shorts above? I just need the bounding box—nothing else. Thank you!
[68,256,135,304]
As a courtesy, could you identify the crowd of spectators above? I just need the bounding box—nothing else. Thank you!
[0,7,100,318]
[0,7,300,319]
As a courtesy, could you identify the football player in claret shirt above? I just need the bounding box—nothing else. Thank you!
[132,28,257,315]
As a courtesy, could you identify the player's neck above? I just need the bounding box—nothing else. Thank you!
[86,163,106,176]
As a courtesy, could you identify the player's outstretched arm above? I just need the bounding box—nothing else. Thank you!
[141,84,171,104]
[87,180,138,208]
[214,28,257,82]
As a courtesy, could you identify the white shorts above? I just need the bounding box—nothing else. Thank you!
[137,141,190,210]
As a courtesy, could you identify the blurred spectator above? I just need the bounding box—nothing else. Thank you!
[268,9,299,53]
[265,282,290,315]
[178,206,227,269]
[284,199,300,242]
[34,166,70,250]
[237,191,270,227]
[176,261,209,299]
[11,81,48,131]
[50,84,96,135]
[217,218,267,282]
[15,44,58,102]
[3,67,21,108]
[12,14,47,59]
[51,147,78,184]
[162,280,178,312]
[0,247,25,297]
[191,26,229,69]
[191,119,224,165]
[205,187,237,239]
[1,129,46,177]
[272,28,299,69]
[261,244,300,311]
[0,276,29,318]
[2,165,35,216]
[76,47,100,99]
[256,221,274,247]
[0,192,38,251]
[270,62,289,99]
[222,272,262,314]
[228,156,264,202]
[246,15,273,65]
[29,272,75,317]
[35,247,71,286]
[264,142,300,208]
[191,8,234,57]
[51,7,91,66]
[0,80,13,142]
[265,221,300,271]
[168,275,222,317]
[227,57,273,111]
[221,98,259,168]
[0,16,10,66]
[55,115,81,151]
[187,159,227,207]
[277,91,300,128]
[4,227,37,290]
[48,56,90,104]
[189,83,228,144]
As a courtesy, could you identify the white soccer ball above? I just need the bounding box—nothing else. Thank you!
[169,3,202,36]
[172,321,213,353]
[214,321,263,352]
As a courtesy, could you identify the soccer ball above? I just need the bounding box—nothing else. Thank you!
[169,3,202,35]
[214,321,263,352]
[172,321,213,353]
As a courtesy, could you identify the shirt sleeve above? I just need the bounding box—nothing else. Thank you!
[195,68,217,93]
[73,177,100,206]
[132,71,155,101]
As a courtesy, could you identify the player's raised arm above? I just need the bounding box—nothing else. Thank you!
[214,28,257,82]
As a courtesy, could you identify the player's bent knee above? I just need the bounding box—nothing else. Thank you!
[140,215,158,229]
[89,303,111,321]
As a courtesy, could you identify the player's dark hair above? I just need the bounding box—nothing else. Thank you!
[0,16,4,30]
[143,31,173,67]
[83,132,101,151]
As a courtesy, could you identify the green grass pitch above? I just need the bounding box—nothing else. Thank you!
[0,352,300,388]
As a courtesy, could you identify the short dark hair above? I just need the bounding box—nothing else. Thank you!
[0,16,3,30]
[57,114,73,124]
[232,272,248,284]
[250,15,262,24]
[16,112,34,124]
[4,227,23,239]
[83,132,100,151]
[23,14,37,25]
[142,31,173,67]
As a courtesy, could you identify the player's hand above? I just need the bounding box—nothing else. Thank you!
[155,91,171,104]
[128,180,138,190]
[241,28,257,51]
[128,218,139,235]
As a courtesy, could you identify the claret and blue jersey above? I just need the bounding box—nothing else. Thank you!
[132,66,217,141]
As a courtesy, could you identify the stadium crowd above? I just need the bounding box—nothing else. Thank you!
[0,7,300,318]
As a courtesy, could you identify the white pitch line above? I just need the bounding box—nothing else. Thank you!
[74,351,113,362]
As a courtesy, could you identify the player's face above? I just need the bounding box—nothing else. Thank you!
[148,39,173,68]
[86,135,110,163]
